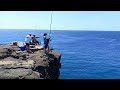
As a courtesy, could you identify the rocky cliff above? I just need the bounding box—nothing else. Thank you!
[0,44,61,79]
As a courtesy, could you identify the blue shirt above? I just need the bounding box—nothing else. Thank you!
[43,36,50,44]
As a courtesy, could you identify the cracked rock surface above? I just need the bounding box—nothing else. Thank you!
[0,44,61,79]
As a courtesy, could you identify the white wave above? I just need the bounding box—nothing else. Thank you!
[108,39,116,42]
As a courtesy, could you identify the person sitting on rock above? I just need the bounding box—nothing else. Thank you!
[31,35,40,45]
[43,33,51,53]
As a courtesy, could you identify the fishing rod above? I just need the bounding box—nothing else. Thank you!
[49,11,53,49]
[49,11,53,38]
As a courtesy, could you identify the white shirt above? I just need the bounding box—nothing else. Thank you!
[24,35,32,43]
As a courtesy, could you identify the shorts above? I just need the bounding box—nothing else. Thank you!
[44,44,48,49]
[44,39,49,49]
[26,43,30,46]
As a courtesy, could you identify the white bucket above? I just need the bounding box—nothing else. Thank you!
[18,41,25,47]
[18,41,26,51]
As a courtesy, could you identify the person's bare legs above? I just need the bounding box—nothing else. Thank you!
[48,46,50,52]
[26,45,29,52]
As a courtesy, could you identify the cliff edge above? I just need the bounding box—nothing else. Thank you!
[0,44,61,79]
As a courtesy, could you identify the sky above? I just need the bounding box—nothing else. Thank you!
[0,11,120,31]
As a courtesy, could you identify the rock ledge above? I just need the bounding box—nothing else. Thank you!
[0,44,61,79]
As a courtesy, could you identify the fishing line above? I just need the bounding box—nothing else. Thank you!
[49,11,53,49]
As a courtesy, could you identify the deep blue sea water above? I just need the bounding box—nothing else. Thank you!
[1,29,120,79]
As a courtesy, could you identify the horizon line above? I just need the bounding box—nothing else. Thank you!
[0,29,120,31]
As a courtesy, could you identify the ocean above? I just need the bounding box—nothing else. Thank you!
[1,29,120,79]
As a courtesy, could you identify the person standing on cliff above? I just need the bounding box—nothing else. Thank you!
[24,34,32,53]
[43,33,51,53]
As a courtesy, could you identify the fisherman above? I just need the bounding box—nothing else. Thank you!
[24,34,32,53]
[43,33,51,53]
[31,35,40,45]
